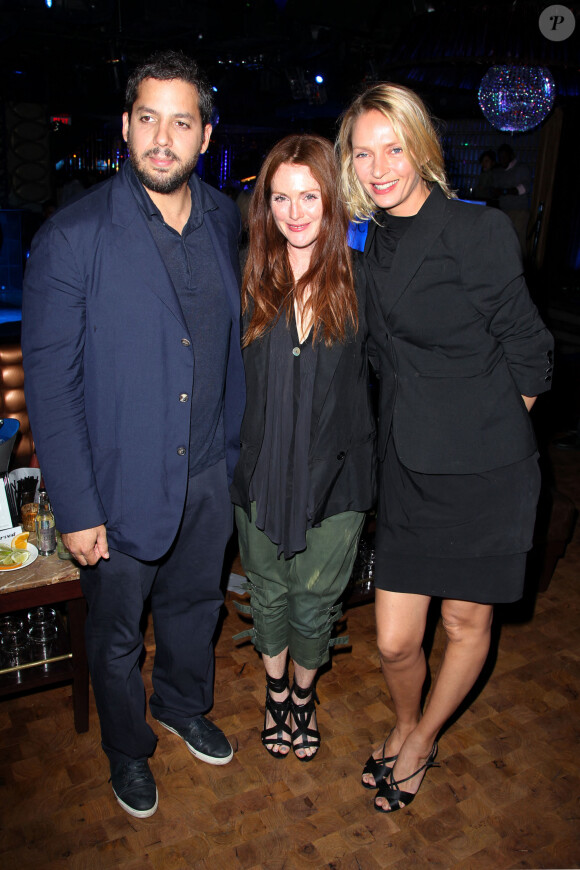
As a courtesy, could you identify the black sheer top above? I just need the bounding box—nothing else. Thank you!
[249,314,318,559]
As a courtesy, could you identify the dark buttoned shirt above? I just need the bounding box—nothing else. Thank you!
[126,162,230,478]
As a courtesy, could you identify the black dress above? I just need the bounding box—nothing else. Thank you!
[368,212,540,604]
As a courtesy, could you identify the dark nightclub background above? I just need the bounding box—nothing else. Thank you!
[0,0,579,428]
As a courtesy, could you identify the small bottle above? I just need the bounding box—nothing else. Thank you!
[35,490,56,556]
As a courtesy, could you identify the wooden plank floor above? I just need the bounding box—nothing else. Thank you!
[1,446,579,870]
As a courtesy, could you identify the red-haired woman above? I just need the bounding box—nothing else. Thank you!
[231,134,376,760]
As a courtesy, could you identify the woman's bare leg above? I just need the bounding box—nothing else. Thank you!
[362,589,431,786]
[375,598,493,810]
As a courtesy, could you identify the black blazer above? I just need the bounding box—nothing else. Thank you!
[361,185,554,474]
[231,281,376,523]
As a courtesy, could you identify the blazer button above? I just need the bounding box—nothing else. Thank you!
[179,393,189,402]
[545,375,552,382]
[181,338,191,347]
[336,451,346,461]
[177,446,187,456]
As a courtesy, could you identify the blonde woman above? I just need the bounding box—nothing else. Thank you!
[337,84,553,812]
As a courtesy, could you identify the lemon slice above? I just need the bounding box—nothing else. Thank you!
[0,547,13,564]
[0,547,29,568]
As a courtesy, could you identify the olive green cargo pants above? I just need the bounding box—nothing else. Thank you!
[235,504,365,669]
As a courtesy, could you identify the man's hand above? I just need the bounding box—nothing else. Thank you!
[62,525,109,566]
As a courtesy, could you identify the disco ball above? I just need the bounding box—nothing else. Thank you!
[478,65,556,132]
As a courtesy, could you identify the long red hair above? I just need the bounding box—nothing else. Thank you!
[242,134,357,347]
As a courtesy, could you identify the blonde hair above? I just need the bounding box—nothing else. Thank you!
[336,82,456,222]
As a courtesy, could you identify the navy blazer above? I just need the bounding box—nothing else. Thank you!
[231,279,376,524]
[361,186,554,474]
[22,163,245,560]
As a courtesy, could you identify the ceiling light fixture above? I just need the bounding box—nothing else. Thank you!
[478,65,556,132]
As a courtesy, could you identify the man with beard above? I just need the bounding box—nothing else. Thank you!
[22,51,245,818]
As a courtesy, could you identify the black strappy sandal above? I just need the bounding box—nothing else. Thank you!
[374,742,440,813]
[361,730,398,790]
[261,673,292,759]
[290,680,320,762]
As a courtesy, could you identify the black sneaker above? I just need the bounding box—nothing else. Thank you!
[156,714,233,765]
[110,758,158,818]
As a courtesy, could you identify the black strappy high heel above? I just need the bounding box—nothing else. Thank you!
[290,680,321,762]
[361,729,398,789]
[374,742,440,813]
[261,673,292,759]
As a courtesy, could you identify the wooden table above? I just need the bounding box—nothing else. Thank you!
[0,543,89,733]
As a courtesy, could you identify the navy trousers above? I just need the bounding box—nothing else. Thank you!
[80,460,232,765]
